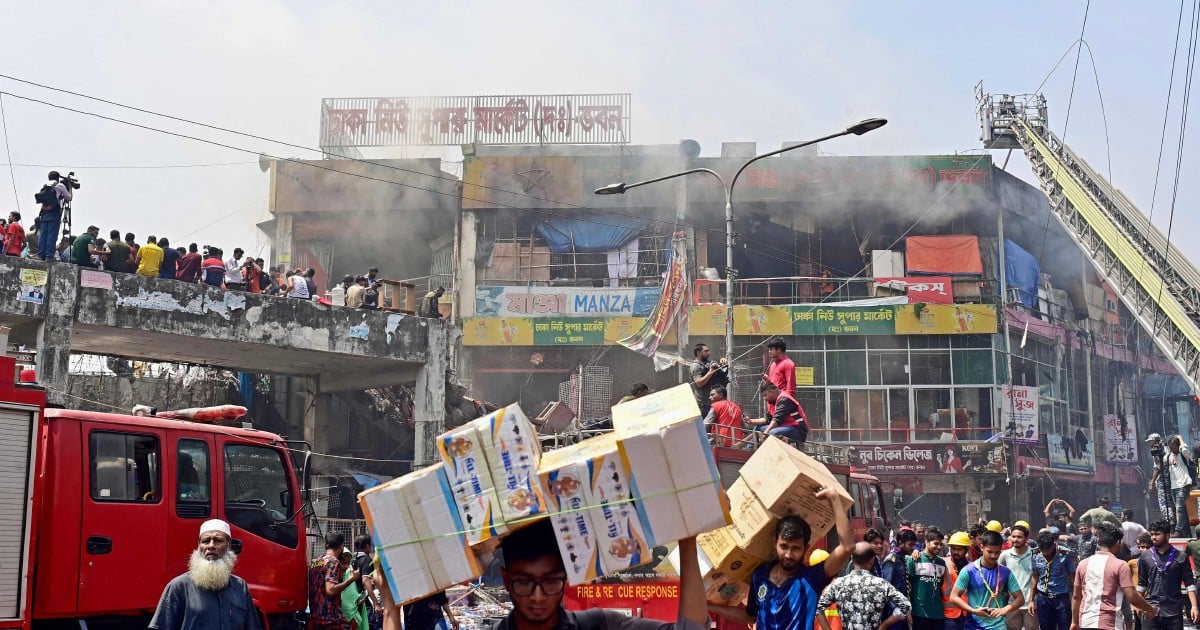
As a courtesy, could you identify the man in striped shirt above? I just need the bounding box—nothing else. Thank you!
[1072,523,1157,630]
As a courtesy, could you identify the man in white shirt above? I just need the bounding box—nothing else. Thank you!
[1120,510,1147,553]
[1166,436,1194,537]
[224,248,245,291]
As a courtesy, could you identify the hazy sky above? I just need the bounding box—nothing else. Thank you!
[0,1,1195,268]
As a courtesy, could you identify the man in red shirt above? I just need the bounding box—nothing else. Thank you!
[176,243,203,283]
[764,338,796,399]
[704,385,747,447]
[4,211,24,257]
[748,382,809,445]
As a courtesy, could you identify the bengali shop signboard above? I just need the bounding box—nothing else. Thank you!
[686,304,998,336]
[462,317,671,346]
[320,93,630,148]
[475,286,659,318]
[874,277,954,304]
[854,442,1006,475]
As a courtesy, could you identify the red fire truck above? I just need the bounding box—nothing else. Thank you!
[563,441,890,622]
[1,355,309,630]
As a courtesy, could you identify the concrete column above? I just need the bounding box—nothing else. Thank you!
[38,264,78,405]
[458,210,478,318]
[414,321,450,467]
[302,379,334,458]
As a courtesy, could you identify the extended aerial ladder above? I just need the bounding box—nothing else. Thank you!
[976,83,1200,392]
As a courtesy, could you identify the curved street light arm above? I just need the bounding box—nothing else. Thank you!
[728,129,853,207]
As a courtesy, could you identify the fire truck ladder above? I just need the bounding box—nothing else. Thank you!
[981,88,1200,391]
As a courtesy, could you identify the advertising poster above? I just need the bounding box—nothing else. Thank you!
[1000,385,1039,444]
[1048,430,1096,473]
[18,268,47,304]
[1102,414,1139,465]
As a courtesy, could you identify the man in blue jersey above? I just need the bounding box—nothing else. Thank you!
[710,487,853,630]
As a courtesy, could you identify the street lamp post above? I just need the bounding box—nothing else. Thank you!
[596,118,886,399]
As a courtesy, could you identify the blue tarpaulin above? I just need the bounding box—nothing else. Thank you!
[535,213,645,253]
[238,373,254,411]
[1004,239,1040,309]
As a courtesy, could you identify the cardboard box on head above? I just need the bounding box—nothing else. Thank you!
[726,477,778,559]
[667,539,751,606]
[358,465,482,605]
[438,423,507,545]
[737,437,854,543]
[437,404,545,545]
[537,433,652,584]
[475,404,546,522]
[612,383,730,545]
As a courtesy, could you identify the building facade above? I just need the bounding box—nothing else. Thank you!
[263,133,1192,530]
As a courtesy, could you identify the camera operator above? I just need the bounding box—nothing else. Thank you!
[35,171,78,262]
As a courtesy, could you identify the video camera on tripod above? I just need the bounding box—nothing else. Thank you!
[33,170,81,238]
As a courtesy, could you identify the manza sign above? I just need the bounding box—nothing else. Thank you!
[475,286,658,318]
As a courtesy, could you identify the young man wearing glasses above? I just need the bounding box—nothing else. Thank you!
[489,518,707,630]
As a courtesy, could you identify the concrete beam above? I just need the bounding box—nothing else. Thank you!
[314,366,420,394]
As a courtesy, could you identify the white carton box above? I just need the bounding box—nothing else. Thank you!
[359,465,482,605]
[612,383,730,544]
[474,405,546,523]
[438,423,507,545]
[538,433,652,584]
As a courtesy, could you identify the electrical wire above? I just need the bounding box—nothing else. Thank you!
[3,160,256,169]
[0,89,815,273]
[1147,0,1189,224]
[1155,0,1200,313]
[1061,0,1092,142]
[45,383,418,465]
[0,73,671,221]
[0,94,19,210]
[0,73,850,270]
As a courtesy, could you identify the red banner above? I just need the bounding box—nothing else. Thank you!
[875,276,954,304]
[905,235,984,275]
[619,233,689,357]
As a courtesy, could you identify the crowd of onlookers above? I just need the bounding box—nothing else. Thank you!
[8,171,448,314]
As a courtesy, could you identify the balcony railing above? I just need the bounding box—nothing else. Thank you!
[693,276,999,306]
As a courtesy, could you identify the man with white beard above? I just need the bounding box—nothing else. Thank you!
[150,519,261,630]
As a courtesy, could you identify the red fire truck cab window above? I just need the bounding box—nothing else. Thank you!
[90,432,161,503]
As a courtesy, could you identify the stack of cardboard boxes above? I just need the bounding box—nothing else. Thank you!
[360,384,736,604]
[685,437,855,605]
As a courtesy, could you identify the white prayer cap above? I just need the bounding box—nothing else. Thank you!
[200,519,232,538]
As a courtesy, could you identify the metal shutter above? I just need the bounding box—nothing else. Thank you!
[0,408,36,620]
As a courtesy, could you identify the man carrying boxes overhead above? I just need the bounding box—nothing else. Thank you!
[708,486,855,630]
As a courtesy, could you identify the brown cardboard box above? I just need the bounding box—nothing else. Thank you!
[726,477,777,559]
[738,437,854,542]
[697,526,766,584]
[668,540,753,606]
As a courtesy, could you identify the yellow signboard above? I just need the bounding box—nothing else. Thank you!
[689,304,727,336]
[893,304,998,335]
[734,306,794,336]
[463,317,676,346]
[795,367,815,386]
[463,318,535,346]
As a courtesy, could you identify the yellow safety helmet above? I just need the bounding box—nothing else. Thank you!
[948,531,972,547]
[808,549,831,565]
[1013,520,1031,531]
[986,520,1003,533]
